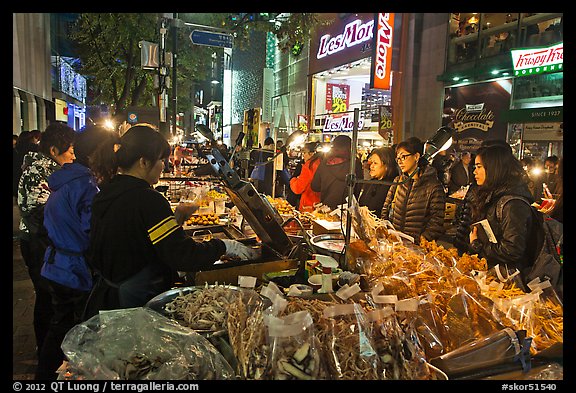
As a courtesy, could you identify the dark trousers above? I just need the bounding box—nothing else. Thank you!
[20,238,53,356]
[35,281,89,380]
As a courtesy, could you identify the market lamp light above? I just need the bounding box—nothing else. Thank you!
[195,123,216,142]
[420,126,455,165]
[285,129,307,149]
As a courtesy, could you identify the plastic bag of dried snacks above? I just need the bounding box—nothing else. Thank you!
[226,288,271,379]
[264,310,325,380]
[322,303,381,379]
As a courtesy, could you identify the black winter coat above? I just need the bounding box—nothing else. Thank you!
[381,166,446,242]
[311,156,363,210]
[468,184,537,272]
[84,175,226,319]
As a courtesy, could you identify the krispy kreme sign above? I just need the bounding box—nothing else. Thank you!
[511,42,563,77]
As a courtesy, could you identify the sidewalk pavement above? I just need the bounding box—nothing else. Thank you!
[13,199,37,380]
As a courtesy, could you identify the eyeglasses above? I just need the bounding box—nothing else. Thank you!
[395,153,414,163]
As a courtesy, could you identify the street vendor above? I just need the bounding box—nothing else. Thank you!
[82,125,259,320]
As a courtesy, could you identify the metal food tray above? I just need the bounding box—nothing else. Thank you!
[309,233,346,254]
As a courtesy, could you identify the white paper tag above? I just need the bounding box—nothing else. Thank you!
[238,275,257,288]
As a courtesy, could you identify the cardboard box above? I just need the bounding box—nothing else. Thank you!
[312,219,342,235]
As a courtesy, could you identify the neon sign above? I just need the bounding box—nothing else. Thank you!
[511,42,563,77]
[371,13,394,90]
[317,18,374,59]
[323,114,364,132]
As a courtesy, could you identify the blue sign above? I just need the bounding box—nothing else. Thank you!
[190,30,233,48]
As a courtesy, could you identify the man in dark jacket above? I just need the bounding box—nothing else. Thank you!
[311,135,363,210]
[448,151,475,194]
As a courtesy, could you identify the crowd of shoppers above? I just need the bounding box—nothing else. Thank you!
[13,120,562,380]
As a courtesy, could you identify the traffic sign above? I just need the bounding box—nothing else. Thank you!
[190,30,233,48]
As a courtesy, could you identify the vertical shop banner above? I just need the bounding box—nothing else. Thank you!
[378,105,393,141]
[370,13,395,90]
[443,80,512,145]
[326,83,350,115]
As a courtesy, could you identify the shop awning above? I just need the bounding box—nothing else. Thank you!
[501,107,563,123]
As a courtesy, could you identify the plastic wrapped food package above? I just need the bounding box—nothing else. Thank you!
[366,306,436,380]
[429,328,532,379]
[322,303,382,380]
[264,310,325,380]
[225,288,271,379]
[60,307,235,380]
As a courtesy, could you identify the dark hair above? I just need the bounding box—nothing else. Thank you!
[39,123,75,156]
[544,155,559,165]
[472,145,529,220]
[264,137,275,146]
[475,145,526,190]
[74,125,116,166]
[29,129,42,140]
[395,137,423,156]
[15,131,32,151]
[480,138,512,154]
[330,135,352,159]
[116,125,171,170]
[369,146,399,179]
[92,125,170,181]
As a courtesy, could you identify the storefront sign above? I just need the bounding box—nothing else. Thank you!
[370,13,395,90]
[502,107,563,123]
[323,114,364,132]
[325,83,350,113]
[443,80,512,141]
[317,18,374,59]
[511,42,563,77]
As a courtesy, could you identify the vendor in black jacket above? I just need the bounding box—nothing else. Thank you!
[83,125,258,320]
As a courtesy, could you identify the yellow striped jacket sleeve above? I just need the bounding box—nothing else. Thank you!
[148,216,179,245]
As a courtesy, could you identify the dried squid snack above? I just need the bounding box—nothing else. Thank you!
[264,310,324,380]
[163,283,239,331]
[322,303,381,380]
[226,288,270,379]
[523,285,563,354]
[366,306,432,380]
[442,288,510,352]
[367,275,416,300]
[346,238,384,275]
[414,296,450,360]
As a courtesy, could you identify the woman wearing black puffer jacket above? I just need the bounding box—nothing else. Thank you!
[468,144,538,273]
[381,137,446,243]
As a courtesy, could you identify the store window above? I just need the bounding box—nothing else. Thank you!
[447,13,562,65]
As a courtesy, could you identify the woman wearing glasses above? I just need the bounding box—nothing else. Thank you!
[381,137,446,242]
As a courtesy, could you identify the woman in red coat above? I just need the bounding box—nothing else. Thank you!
[290,142,321,211]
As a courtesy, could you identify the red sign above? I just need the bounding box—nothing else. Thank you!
[371,13,395,90]
[325,83,350,114]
